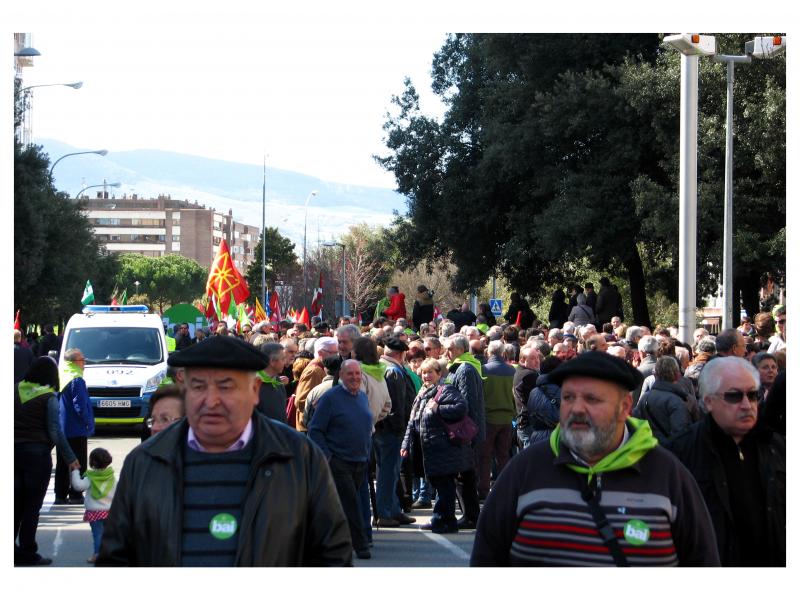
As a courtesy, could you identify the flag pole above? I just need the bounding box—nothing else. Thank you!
[261,156,267,313]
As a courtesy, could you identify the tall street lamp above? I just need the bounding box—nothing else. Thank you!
[302,190,318,311]
[714,35,786,329]
[323,242,347,319]
[134,280,140,297]
[663,33,716,345]
[50,148,108,179]
[75,181,121,200]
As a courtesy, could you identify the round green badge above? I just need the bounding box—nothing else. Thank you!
[209,513,238,540]
[623,519,650,546]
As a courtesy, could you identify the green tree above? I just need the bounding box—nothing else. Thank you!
[14,141,119,327]
[114,253,206,313]
[377,33,784,328]
[244,227,300,304]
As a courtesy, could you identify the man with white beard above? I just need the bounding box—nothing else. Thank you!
[471,351,719,567]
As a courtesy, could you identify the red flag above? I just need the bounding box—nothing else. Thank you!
[298,306,311,328]
[310,272,323,318]
[110,296,119,306]
[514,309,522,327]
[14,310,21,331]
[433,305,441,320]
[206,240,250,314]
[269,289,282,322]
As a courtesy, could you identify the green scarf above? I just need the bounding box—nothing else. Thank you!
[448,352,487,380]
[476,323,489,334]
[405,366,422,394]
[86,467,116,500]
[59,361,84,392]
[18,381,56,404]
[549,417,658,484]
[257,370,283,389]
[360,362,388,382]
[158,376,175,387]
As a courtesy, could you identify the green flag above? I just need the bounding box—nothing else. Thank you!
[228,291,238,319]
[81,280,95,305]
[120,289,127,305]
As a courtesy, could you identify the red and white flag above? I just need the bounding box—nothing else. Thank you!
[310,272,323,318]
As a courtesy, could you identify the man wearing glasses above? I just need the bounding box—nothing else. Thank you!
[422,336,443,359]
[667,356,785,566]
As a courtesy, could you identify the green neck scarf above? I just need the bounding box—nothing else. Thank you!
[18,381,56,404]
[158,376,175,387]
[60,361,84,392]
[86,467,116,500]
[549,417,658,484]
[360,362,388,382]
[257,370,283,389]
[476,323,490,334]
[448,352,486,380]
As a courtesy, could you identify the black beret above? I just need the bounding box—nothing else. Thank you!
[547,351,644,391]
[168,335,268,371]
[384,335,409,352]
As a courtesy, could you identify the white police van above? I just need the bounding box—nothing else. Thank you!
[59,305,168,429]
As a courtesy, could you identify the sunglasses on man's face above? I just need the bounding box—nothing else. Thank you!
[720,390,758,404]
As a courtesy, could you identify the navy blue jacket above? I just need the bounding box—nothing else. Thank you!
[59,377,95,438]
[526,373,560,445]
[308,385,372,463]
[402,383,474,478]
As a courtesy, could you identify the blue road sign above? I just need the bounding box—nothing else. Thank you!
[489,298,503,317]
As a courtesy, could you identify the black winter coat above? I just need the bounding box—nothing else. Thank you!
[96,413,353,566]
[378,358,415,438]
[632,380,692,444]
[666,416,785,566]
[526,373,560,445]
[401,383,474,478]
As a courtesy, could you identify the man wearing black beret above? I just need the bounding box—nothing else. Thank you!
[97,335,353,567]
[471,351,720,567]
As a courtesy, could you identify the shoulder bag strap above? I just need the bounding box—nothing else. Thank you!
[581,484,629,567]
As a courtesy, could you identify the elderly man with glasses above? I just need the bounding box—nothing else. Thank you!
[667,356,785,566]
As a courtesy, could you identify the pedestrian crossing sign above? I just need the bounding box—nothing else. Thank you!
[489,298,503,317]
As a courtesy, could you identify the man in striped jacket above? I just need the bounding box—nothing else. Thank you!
[471,351,719,567]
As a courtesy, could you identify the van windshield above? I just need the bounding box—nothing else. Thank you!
[66,327,163,365]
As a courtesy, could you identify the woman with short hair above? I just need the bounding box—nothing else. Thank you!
[401,358,473,533]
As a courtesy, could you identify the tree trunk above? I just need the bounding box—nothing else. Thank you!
[736,271,761,322]
[624,246,651,329]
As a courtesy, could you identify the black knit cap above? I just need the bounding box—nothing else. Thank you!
[547,351,644,391]
[168,335,268,371]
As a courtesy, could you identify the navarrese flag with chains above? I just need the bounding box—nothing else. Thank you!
[206,240,250,315]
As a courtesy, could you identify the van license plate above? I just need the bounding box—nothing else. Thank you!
[98,400,131,408]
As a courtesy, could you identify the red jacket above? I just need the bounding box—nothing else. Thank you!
[384,293,407,320]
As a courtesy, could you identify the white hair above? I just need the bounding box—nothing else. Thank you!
[562,322,576,335]
[446,334,470,354]
[314,336,339,359]
[697,356,760,412]
[607,346,627,359]
[487,339,505,358]
[638,335,659,355]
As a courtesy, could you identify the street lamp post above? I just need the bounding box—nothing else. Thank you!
[134,280,140,297]
[75,181,121,200]
[20,81,82,93]
[323,242,346,319]
[714,36,786,329]
[50,149,108,180]
[302,190,318,311]
[663,34,716,345]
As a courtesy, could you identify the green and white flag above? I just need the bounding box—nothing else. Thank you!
[81,280,95,305]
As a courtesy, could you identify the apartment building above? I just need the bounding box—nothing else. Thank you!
[83,193,259,272]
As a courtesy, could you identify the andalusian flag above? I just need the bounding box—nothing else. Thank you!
[206,240,250,314]
[120,289,128,305]
[81,280,95,305]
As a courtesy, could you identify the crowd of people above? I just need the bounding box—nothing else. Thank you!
[14,283,787,567]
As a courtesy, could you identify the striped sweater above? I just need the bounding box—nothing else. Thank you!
[471,424,720,567]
